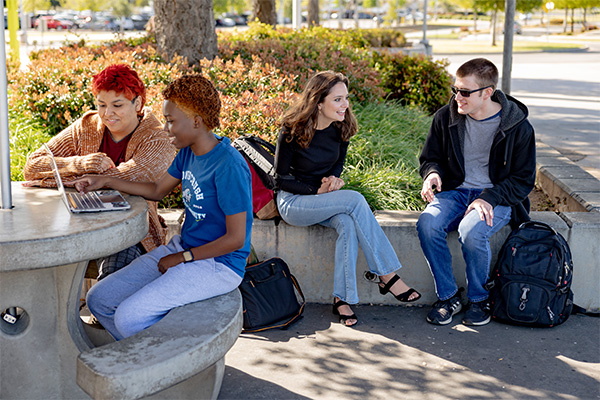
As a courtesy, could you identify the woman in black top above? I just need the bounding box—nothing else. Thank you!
[274,71,421,327]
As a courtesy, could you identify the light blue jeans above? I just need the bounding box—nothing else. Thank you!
[86,235,242,340]
[416,188,512,303]
[277,189,401,304]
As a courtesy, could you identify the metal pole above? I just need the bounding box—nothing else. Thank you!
[421,0,432,56]
[292,0,301,29]
[1,14,13,209]
[502,0,516,94]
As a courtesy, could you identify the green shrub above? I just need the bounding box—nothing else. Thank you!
[218,23,385,102]
[8,42,190,136]
[373,52,453,115]
[200,56,299,144]
[354,28,407,48]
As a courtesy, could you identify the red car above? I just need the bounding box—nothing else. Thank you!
[34,16,75,30]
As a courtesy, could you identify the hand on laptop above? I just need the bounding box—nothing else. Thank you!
[72,175,110,194]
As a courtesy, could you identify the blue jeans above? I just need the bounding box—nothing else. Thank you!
[277,189,401,304]
[87,235,242,340]
[416,188,511,303]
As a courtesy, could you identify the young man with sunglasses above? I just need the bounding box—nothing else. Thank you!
[417,58,536,326]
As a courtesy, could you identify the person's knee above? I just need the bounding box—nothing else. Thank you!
[458,218,486,248]
[330,213,355,236]
[113,301,144,338]
[86,282,110,317]
[417,211,442,239]
[346,190,368,210]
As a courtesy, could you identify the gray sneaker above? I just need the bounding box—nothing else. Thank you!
[462,300,491,326]
[426,293,463,325]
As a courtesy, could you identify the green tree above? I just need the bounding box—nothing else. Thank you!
[63,0,105,13]
[213,0,248,15]
[23,0,52,12]
[385,0,406,25]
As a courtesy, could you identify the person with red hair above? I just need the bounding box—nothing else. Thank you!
[24,64,175,280]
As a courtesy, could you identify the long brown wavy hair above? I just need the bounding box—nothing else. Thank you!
[281,71,358,148]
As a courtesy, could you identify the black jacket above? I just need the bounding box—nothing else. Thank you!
[419,90,536,227]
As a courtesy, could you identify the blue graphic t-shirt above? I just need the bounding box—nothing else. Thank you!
[167,135,253,277]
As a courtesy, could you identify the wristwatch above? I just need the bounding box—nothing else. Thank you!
[182,249,194,263]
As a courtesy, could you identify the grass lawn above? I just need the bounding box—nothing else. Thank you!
[427,38,587,53]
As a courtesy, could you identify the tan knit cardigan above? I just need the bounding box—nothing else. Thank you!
[23,109,176,252]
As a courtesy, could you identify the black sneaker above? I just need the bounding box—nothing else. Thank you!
[426,293,463,325]
[462,300,491,326]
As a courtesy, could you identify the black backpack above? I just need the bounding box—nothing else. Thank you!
[232,135,280,220]
[486,221,574,327]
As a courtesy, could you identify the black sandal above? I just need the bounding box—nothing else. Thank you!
[379,274,422,303]
[332,299,358,327]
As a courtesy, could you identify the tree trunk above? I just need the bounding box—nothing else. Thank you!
[563,7,568,33]
[570,8,574,33]
[253,0,277,26]
[154,0,218,65]
[308,0,319,26]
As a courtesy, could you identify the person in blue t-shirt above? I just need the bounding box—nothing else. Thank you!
[73,75,253,340]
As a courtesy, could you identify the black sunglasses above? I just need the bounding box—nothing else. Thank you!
[451,85,493,97]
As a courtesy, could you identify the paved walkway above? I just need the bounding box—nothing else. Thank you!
[219,303,600,400]
[432,31,600,182]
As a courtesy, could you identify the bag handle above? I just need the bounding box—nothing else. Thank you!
[518,220,557,235]
[249,262,279,284]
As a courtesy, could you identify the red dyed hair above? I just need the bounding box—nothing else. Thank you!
[91,64,146,110]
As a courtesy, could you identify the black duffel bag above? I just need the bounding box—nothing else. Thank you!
[239,257,305,333]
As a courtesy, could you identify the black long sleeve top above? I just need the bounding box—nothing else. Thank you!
[274,125,349,195]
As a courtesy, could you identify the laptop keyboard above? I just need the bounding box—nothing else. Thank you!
[69,192,104,210]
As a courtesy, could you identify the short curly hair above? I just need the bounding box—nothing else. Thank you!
[162,75,221,131]
[91,64,146,110]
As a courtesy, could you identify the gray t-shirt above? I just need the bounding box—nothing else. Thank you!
[459,111,501,189]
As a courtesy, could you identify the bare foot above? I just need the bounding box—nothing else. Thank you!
[379,273,420,301]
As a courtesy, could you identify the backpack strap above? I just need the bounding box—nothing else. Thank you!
[572,304,600,317]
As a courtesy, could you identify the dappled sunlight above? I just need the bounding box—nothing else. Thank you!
[556,355,600,381]
[222,305,599,399]
[452,324,480,333]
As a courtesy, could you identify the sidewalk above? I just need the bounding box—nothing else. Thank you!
[219,303,600,399]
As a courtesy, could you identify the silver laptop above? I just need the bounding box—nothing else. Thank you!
[43,143,131,213]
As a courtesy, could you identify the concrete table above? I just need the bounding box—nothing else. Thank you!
[0,182,148,399]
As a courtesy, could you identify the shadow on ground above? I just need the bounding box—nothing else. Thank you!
[219,304,600,399]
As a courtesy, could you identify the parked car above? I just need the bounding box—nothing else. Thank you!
[503,21,523,34]
[215,17,236,27]
[34,16,75,30]
[221,13,247,25]
[30,12,51,28]
[114,17,134,30]
[405,12,430,21]
[81,15,118,31]
[131,14,151,30]
[331,10,373,19]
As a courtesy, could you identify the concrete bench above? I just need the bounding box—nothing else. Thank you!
[160,209,599,312]
[77,289,243,400]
